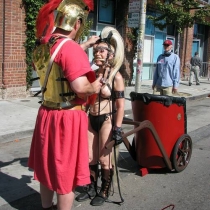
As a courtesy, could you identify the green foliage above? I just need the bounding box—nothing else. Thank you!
[127,29,138,42]
[127,28,138,53]
[22,0,46,89]
[148,0,210,33]
[80,19,94,42]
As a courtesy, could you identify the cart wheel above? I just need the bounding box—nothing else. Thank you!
[172,134,192,172]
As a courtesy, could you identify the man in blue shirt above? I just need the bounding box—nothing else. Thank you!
[152,40,180,95]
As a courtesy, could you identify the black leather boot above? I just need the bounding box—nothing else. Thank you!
[90,168,114,206]
[75,165,98,202]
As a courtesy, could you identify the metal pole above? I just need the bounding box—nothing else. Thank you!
[135,0,147,93]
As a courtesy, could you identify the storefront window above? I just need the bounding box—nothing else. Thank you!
[146,11,155,35]
[98,0,115,24]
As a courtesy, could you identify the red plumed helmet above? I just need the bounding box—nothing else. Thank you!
[35,0,94,39]
[83,0,94,11]
[36,0,62,38]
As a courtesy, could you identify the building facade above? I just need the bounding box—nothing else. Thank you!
[1,0,210,99]
[0,0,27,99]
[88,0,210,84]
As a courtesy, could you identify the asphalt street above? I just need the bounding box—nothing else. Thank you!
[0,124,210,210]
[0,96,210,210]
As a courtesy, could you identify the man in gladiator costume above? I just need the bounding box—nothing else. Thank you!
[75,26,125,206]
[28,0,102,209]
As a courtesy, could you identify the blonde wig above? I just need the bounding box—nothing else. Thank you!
[99,26,125,84]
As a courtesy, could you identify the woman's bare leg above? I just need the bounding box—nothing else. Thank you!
[40,183,54,208]
[57,191,74,210]
[99,117,113,169]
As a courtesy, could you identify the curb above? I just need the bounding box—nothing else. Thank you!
[0,130,34,144]
[187,92,210,101]
[0,92,209,145]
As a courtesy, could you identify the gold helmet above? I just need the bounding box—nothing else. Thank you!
[54,0,92,39]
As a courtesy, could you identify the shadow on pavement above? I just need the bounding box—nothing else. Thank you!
[118,153,171,176]
[0,155,172,209]
[0,158,41,210]
[1,193,42,210]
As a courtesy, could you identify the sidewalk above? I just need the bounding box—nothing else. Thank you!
[0,78,210,208]
[0,78,210,143]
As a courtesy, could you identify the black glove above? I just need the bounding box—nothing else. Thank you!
[112,127,123,146]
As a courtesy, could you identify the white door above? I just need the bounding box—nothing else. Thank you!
[133,36,153,82]
[143,36,153,80]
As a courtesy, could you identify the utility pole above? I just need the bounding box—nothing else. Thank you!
[135,0,147,93]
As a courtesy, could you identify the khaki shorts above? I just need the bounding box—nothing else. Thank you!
[153,86,172,96]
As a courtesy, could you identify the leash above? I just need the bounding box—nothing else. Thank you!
[106,74,124,205]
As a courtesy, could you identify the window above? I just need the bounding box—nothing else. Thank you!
[146,11,155,35]
[167,25,175,36]
[194,24,205,38]
[98,0,115,24]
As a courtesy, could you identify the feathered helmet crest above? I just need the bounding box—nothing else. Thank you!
[95,27,125,83]
[36,0,94,39]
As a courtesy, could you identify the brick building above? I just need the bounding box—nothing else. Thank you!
[0,0,27,99]
[0,0,210,99]
[179,22,210,80]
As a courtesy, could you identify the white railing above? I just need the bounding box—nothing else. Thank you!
[131,61,210,83]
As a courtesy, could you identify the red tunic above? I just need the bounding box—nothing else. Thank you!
[28,38,93,194]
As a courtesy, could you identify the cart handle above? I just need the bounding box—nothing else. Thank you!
[106,120,173,171]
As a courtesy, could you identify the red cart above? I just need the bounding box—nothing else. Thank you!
[107,92,192,173]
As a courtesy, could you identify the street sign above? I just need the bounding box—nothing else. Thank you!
[128,12,139,28]
[128,0,140,13]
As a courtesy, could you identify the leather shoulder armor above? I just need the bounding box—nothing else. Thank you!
[33,42,76,109]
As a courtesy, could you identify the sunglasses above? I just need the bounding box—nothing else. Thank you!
[163,44,170,47]
[93,46,111,54]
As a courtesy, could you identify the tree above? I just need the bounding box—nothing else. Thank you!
[148,0,210,33]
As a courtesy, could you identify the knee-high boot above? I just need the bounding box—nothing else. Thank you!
[90,168,114,206]
[75,164,98,202]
